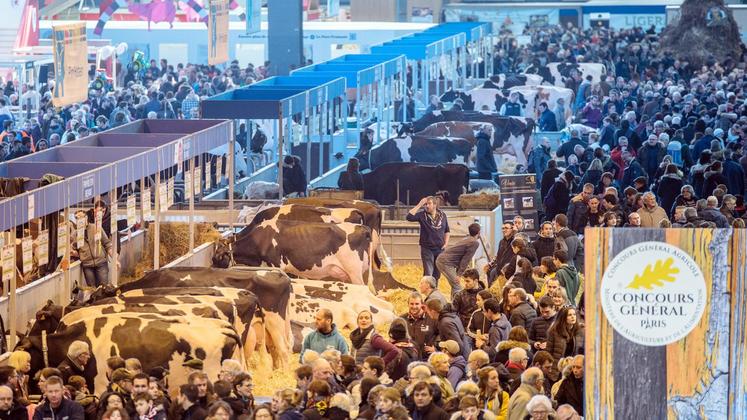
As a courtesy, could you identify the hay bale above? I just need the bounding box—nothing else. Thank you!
[119,222,222,284]
[459,189,501,210]
[659,0,742,68]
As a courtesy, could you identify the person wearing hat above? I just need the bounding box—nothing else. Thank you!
[57,341,92,392]
[437,340,467,390]
[182,359,203,374]
[101,368,135,418]
[475,129,497,181]
[386,318,419,382]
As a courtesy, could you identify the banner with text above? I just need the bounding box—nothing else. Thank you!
[208,0,230,65]
[52,22,88,107]
[246,0,261,34]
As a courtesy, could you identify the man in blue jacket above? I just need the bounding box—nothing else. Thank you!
[300,309,349,361]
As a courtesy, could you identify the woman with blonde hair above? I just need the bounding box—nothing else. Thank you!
[476,367,508,420]
[272,388,303,420]
[7,350,31,400]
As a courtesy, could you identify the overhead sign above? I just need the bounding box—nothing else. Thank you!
[601,242,707,346]
[246,0,261,34]
[208,0,230,65]
[51,22,88,107]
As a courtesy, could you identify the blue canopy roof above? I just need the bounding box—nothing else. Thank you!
[370,32,465,61]
[253,75,346,107]
[423,22,492,42]
[293,54,404,89]
[0,119,231,231]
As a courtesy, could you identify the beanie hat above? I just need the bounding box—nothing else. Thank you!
[388,318,408,342]
[67,341,90,359]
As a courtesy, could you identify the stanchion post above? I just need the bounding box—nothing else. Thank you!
[154,171,161,270]
[8,228,16,349]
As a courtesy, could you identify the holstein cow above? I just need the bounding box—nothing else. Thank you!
[524,62,606,87]
[17,313,242,396]
[245,203,364,226]
[404,111,536,166]
[116,267,292,369]
[368,135,474,169]
[291,279,396,323]
[73,288,261,366]
[481,73,543,89]
[467,87,530,114]
[290,293,359,330]
[214,221,372,285]
[415,121,494,144]
[363,162,470,206]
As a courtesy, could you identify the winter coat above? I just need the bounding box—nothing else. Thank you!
[723,159,745,195]
[453,287,483,330]
[566,196,590,235]
[412,403,450,420]
[637,143,666,179]
[672,194,698,216]
[555,374,584,415]
[507,384,540,420]
[446,355,468,390]
[436,311,472,359]
[540,168,563,199]
[279,409,304,420]
[528,313,557,349]
[484,315,512,361]
[555,228,582,270]
[300,324,349,361]
[638,205,668,228]
[702,170,729,198]
[531,236,556,262]
[654,174,684,217]
[699,207,729,228]
[545,325,585,362]
[555,265,580,305]
[538,109,558,131]
[544,179,571,221]
[33,398,85,420]
[579,169,603,191]
[508,301,537,330]
[529,146,552,183]
[476,135,498,175]
[73,223,112,268]
[495,340,533,366]
[621,159,647,189]
[0,404,28,420]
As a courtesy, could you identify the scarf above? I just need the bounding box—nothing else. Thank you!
[350,326,374,349]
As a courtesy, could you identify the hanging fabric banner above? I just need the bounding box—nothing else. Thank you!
[37,230,49,266]
[51,22,88,107]
[208,0,230,65]
[245,0,261,34]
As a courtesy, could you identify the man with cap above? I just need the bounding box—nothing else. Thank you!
[108,368,135,417]
[438,340,467,390]
[58,341,92,391]
[182,359,203,374]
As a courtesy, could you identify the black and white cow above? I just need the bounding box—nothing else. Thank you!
[214,221,372,286]
[481,73,543,89]
[368,135,474,169]
[17,312,242,395]
[524,62,606,87]
[117,267,293,369]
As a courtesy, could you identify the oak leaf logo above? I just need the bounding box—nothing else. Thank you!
[626,257,679,290]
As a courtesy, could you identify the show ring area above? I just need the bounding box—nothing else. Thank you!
[2,0,747,419]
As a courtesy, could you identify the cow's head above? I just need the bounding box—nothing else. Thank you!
[397,123,414,137]
[27,300,63,337]
[212,237,236,268]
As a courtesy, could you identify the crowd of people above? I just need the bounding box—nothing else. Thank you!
[0,58,273,162]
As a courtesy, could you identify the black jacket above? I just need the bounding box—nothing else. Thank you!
[403,312,437,359]
[508,301,537,329]
[528,313,556,349]
[337,171,364,190]
[181,404,208,420]
[566,197,590,234]
[556,374,584,415]
[654,174,684,217]
[452,287,482,330]
[411,403,450,420]
[544,179,571,221]
[33,398,85,420]
[436,311,472,359]
[540,168,562,199]
[532,236,556,262]
[0,404,28,420]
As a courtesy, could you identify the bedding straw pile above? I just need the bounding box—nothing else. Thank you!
[458,189,501,210]
[119,222,222,283]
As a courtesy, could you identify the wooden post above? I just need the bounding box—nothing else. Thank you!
[188,162,195,252]
[153,172,160,270]
[228,120,235,229]
[109,185,118,286]
[8,228,16,349]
